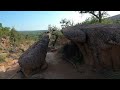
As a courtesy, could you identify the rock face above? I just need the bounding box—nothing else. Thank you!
[62,24,120,71]
[18,34,50,77]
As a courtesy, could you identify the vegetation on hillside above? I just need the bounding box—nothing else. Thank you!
[0,22,45,63]
[79,11,109,23]
[81,16,120,24]
[79,11,120,24]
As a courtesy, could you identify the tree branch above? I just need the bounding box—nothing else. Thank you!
[89,11,99,19]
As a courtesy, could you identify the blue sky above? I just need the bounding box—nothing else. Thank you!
[0,11,120,31]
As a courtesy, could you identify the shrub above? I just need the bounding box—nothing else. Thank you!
[0,53,7,63]
[0,57,5,63]
[81,16,120,24]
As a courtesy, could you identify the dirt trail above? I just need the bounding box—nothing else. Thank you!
[29,52,104,79]
[0,61,20,79]
[1,51,120,79]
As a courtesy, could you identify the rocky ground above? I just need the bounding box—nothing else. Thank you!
[1,50,120,79]
[0,51,101,79]
[0,37,120,79]
[0,37,35,79]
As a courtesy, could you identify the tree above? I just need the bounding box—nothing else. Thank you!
[48,25,62,47]
[82,15,120,24]
[4,27,10,30]
[10,27,15,44]
[60,18,74,29]
[0,23,10,37]
[0,23,2,29]
[81,16,97,24]
[48,25,59,34]
[48,25,52,32]
[79,11,108,23]
[9,27,19,46]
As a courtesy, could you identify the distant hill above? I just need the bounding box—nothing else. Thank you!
[107,14,120,21]
[18,30,48,35]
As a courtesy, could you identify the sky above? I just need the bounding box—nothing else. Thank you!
[0,11,120,31]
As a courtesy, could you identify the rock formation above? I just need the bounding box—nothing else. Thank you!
[18,34,50,78]
[62,24,120,71]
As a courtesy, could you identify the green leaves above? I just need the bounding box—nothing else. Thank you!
[0,23,2,28]
[0,23,11,37]
[79,11,109,23]
[82,16,99,24]
[82,16,120,24]
[60,18,74,29]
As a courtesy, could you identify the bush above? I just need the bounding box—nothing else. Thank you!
[0,53,7,63]
[48,25,64,48]
[81,16,99,24]
[0,57,5,63]
[81,16,120,24]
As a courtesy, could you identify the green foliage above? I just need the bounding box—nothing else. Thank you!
[0,53,8,63]
[48,25,61,37]
[79,11,109,23]
[101,19,114,24]
[9,27,23,46]
[48,25,64,47]
[60,18,74,29]
[52,30,63,37]
[48,25,63,36]
[82,16,99,24]
[0,26,10,37]
[38,32,44,40]
[112,20,120,24]
[82,16,120,24]
[48,25,59,32]
[0,57,5,63]
[0,22,45,48]
[0,23,2,28]
[19,30,46,41]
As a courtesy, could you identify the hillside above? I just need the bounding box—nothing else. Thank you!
[18,30,48,35]
[107,14,120,21]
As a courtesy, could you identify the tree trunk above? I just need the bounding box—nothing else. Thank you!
[98,11,102,23]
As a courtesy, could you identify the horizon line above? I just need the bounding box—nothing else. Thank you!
[17,30,48,31]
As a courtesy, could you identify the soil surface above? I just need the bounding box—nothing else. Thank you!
[1,51,120,79]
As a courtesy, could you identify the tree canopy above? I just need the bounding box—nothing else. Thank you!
[60,18,74,29]
[79,11,108,23]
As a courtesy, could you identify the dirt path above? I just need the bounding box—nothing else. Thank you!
[29,52,104,79]
[0,60,20,79]
[1,51,120,79]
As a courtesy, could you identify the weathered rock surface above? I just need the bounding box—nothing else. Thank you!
[18,34,50,77]
[62,24,120,71]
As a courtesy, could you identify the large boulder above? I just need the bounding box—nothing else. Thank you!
[62,24,120,71]
[18,34,50,78]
